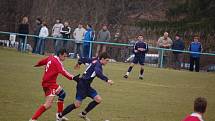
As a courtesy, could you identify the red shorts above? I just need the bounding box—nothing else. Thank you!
[42,84,62,97]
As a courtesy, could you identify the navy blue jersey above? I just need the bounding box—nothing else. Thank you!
[133,40,149,56]
[78,57,109,84]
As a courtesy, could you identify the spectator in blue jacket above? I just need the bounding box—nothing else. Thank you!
[83,24,95,58]
[189,36,203,72]
[172,34,185,69]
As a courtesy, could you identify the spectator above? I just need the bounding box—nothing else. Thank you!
[182,97,207,121]
[189,35,203,72]
[157,32,173,67]
[32,18,42,53]
[73,23,86,58]
[60,21,71,49]
[172,34,185,69]
[35,22,49,55]
[18,16,29,52]
[83,24,95,58]
[52,19,64,54]
[95,24,111,57]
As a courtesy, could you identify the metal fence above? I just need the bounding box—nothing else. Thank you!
[0,31,215,72]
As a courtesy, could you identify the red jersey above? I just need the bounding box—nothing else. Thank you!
[182,113,204,121]
[35,55,73,87]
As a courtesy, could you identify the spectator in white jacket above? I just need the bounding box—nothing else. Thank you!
[52,19,64,54]
[73,23,86,58]
[35,22,49,55]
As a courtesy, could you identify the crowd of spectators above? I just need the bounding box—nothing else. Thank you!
[16,16,204,72]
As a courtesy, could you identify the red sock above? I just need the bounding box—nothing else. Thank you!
[32,105,46,120]
[57,101,64,113]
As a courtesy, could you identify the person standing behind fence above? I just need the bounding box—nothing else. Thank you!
[182,97,207,121]
[124,35,148,80]
[157,32,172,67]
[32,18,42,53]
[35,22,49,55]
[83,24,95,58]
[95,24,111,57]
[18,16,29,52]
[60,21,71,49]
[52,19,64,55]
[73,23,86,58]
[172,34,185,70]
[189,35,203,72]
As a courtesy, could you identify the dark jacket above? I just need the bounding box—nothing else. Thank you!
[34,23,42,36]
[18,23,29,39]
[172,39,185,54]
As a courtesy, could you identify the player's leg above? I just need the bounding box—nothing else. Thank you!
[124,62,135,78]
[60,100,82,117]
[56,88,69,121]
[31,95,55,120]
[139,56,145,79]
[79,88,100,121]
[139,65,144,80]
[124,56,138,78]
[60,84,86,118]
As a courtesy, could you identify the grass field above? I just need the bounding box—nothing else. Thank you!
[0,47,215,121]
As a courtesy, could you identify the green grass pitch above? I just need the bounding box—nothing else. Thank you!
[0,47,215,121]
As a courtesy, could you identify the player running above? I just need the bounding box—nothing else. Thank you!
[29,49,78,121]
[56,52,114,121]
[124,35,148,79]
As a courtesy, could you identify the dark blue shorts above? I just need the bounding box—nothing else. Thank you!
[132,56,145,65]
[76,80,98,101]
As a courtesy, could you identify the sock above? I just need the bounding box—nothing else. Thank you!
[32,105,46,120]
[140,69,144,76]
[57,101,64,113]
[84,101,99,114]
[61,103,76,117]
[127,66,133,75]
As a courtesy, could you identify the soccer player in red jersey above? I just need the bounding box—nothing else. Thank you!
[29,49,76,121]
[182,97,207,121]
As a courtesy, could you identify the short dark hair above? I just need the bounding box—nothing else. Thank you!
[98,52,111,60]
[36,18,42,23]
[87,24,92,28]
[194,97,207,113]
[138,35,143,37]
[57,48,69,56]
[175,34,180,37]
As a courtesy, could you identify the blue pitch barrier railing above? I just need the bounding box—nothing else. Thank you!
[1,31,215,68]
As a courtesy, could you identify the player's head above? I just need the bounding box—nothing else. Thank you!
[98,52,111,65]
[57,48,69,61]
[137,35,144,41]
[194,97,207,114]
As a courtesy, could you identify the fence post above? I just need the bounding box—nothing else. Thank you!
[23,36,27,52]
[160,49,164,68]
[89,41,92,58]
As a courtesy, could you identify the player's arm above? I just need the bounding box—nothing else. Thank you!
[74,57,93,70]
[34,57,49,67]
[95,66,114,85]
[133,42,138,53]
[56,62,74,80]
[144,43,149,53]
